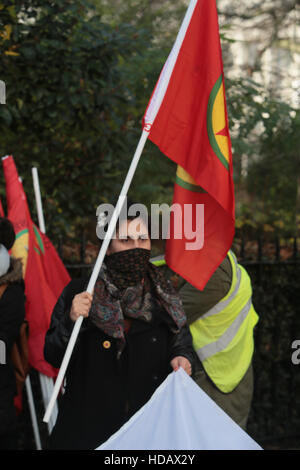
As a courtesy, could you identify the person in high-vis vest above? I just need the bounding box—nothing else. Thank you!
[151,251,259,430]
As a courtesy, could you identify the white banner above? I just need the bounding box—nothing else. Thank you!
[96,368,262,450]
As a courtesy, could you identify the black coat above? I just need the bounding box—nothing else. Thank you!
[0,260,25,437]
[44,278,195,450]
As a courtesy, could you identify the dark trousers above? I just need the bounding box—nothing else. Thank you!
[0,429,18,450]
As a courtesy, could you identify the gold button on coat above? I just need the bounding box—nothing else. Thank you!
[103,340,111,349]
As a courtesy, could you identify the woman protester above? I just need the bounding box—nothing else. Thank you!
[44,207,195,450]
[0,217,25,450]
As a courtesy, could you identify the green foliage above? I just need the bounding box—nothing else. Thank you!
[0,0,154,237]
[226,76,299,236]
[244,108,300,236]
[93,0,188,47]
[90,0,190,208]
[0,0,299,241]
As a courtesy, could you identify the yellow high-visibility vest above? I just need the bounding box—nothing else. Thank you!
[190,251,259,393]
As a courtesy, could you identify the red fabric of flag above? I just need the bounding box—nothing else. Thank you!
[0,198,4,217]
[144,0,235,290]
[39,230,70,300]
[3,155,70,377]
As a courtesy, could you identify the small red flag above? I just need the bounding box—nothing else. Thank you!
[2,155,70,376]
[143,0,235,289]
[0,198,4,217]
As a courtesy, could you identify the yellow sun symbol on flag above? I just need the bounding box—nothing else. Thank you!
[207,74,230,170]
[11,229,29,277]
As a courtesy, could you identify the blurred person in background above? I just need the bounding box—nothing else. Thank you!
[0,217,25,450]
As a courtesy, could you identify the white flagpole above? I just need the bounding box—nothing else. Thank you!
[43,129,149,424]
[38,373,57,433]
[31,167,58,433]
[25,376,42,450]
[32,167,46,233]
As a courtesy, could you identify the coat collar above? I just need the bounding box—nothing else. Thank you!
[0,257,23,286]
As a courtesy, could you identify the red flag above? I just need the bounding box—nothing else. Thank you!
[38,229,71,300]
[0,198,4,217]
[143,0,234,290]
[2,155,70,377]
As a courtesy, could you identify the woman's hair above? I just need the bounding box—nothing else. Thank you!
[0,217,16,250]
[98,197,151,242]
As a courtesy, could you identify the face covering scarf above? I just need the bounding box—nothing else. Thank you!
[104,247,150,290]
[89,248,186,355]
